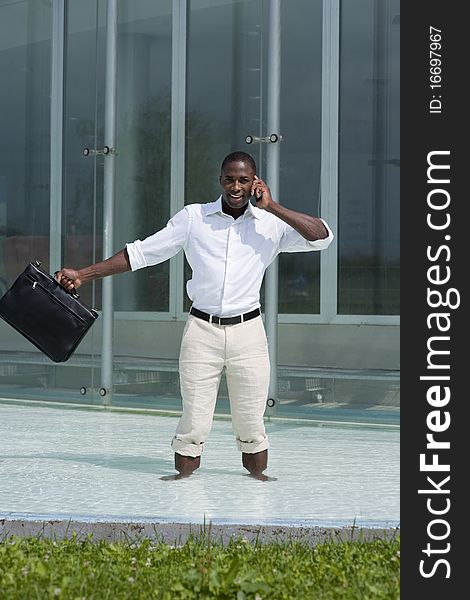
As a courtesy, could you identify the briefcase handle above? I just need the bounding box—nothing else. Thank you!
[33,260,81,300]
[54,273,80,299]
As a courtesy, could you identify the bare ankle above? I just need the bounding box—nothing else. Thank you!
[175,453,201,476]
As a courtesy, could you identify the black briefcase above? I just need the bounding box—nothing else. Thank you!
[0,261,99,362]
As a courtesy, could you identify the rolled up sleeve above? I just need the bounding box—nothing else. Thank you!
[279,218,334,253]
[126,207,190,271]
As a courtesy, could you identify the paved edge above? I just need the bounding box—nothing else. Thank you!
[0,519,399,546]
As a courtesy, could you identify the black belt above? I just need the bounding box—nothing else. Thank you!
[190,307,260,325]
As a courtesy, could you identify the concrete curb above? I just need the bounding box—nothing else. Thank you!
[0,518,399,546]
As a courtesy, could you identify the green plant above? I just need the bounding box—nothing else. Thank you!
[0,532,400,599]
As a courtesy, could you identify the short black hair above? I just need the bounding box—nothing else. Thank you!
[220,151,257,174]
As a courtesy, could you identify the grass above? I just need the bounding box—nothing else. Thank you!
[0,532,400,599]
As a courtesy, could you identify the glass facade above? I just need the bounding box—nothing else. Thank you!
[338,0,400,315]
[0,1,51,289]
[0,0,399,425]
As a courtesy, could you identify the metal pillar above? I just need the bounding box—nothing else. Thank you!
[264,0,281,405]
[100,0,118,404]
[320,0,339,320]
[170,0,188,319]
[49,0,65,274]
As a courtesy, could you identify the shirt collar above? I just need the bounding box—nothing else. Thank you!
[206,196,261,219]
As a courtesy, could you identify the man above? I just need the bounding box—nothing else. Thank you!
[56,151,333,481]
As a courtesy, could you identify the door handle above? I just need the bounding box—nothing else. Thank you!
[245,133,282,145]
[83,145,116,156]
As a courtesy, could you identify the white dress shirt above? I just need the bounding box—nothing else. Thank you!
[126,196,334,317]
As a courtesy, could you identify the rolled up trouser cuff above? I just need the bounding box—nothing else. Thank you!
[171,437,204,458]
[236,436,269,454]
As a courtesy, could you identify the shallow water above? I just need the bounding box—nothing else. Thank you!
[0,402,399,528]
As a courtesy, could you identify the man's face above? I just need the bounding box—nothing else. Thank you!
[219,161,255,211]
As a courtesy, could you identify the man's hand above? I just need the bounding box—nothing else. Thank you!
[250,176,330,241]
[251,175,275,210]
[55,268,82,292]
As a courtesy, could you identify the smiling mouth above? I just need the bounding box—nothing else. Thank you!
[228,193,243,200]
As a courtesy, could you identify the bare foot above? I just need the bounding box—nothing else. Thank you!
[160,453,201,480]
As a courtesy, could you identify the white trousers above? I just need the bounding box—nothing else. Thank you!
[171,314,270,458]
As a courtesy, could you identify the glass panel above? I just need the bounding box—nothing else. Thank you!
[0,0,51,280]
[184,0,263,312]
[0,0,52,397]
[275,368,399,426]
[62,1,173,315]
[49,0,106,405]
[185,0,322,315]
[63,0,105,312]
[113,0,172,312]
[277,0,322,314]
[186,0,262,200]
[60,1,176,409]
[338,0,400,315]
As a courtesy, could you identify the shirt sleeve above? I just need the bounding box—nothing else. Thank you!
[278,218,334,253]
[126,207,190,271]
